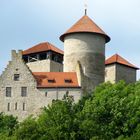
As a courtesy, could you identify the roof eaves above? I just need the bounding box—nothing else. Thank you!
[105,62,139,70]
[60,31,110,43]
[37,86,81,89]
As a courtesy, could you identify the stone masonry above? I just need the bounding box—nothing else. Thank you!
[0,50,81,120]
[64,33,106,92]
[27,59,63,72]
[105,64,137,83]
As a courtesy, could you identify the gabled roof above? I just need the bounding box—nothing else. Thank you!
[33,72,80,88]
[60,15,110,43]
[22,42,64,55]
[105,54,139,69]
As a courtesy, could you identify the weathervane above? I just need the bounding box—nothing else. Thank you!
[84,0,88,15]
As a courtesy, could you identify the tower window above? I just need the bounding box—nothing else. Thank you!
[39,53,47,60]
[7,103,10,111]
[6,87,11,97]
[14,74,20,81]
[21,87,27,97]
[23,56,28,63]
[28,55,38,62]
[54,56,58,62]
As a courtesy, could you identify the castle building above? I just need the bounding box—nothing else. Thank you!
[60,15,110,92]
[0,14,139,120]
[105,54,139,83]
[22,42,63,72]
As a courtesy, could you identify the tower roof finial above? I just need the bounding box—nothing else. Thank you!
[84,0,88,15]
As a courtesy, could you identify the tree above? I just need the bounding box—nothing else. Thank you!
[3,80,140,140]
[14,116,40,140]
[78,81,140,139]
[38,99,78,140]
[0,113,18,138]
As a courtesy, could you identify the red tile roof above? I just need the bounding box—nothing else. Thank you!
[33,72,80,88]
[105,54,139,69]
[22,42,64,55]
[60,15,110,43]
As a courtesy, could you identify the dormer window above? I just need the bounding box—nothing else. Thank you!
[64,79,72,83]
[48,79,55,83]
[14,74,20,81]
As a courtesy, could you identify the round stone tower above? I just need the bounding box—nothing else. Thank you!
[60,15,110,92]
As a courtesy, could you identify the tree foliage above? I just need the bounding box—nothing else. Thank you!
[0,113,18,139]
[78,81,140,139]
[1,81,140,139]
[14,116,40,140]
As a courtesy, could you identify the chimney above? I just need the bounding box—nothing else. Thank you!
[11,50,17,60]
[11,50,23,60]
[18,50,23,59]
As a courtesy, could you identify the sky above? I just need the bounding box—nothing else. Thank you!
[0,0,140,79]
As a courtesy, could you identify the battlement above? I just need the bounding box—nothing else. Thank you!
[11,50,22,60]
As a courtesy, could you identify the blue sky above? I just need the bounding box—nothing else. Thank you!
[0,0,140,79]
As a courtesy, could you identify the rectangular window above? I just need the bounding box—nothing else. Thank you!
[15,103,17,110]
[39,53,47,60]
[7,103,10,111]
[14,74,20,81]
[45,92,48,97]
[23,103,26,111]
[29,55,38,62]
[6,87,11,97]
[66,90,69,95]
[21,87,27,97]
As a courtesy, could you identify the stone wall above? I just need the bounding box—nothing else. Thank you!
[116,64,136,83]
[105,64,137,84]
[39,88,81,104]
[105,64,116,83]
[64,33,106,91]
[50,60,63,72]
[26,59,63,72]
[0,50,38,120]
[0,50,81,121]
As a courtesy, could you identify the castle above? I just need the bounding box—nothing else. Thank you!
[0,14,139,120]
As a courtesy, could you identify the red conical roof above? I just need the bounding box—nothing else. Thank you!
[60,15,110,43]
[105,54,139,69]
[22,42,63,55]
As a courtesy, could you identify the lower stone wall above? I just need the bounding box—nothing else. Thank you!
[0,50,81,121]
[0,86,82,121]
[39,88,82,103]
